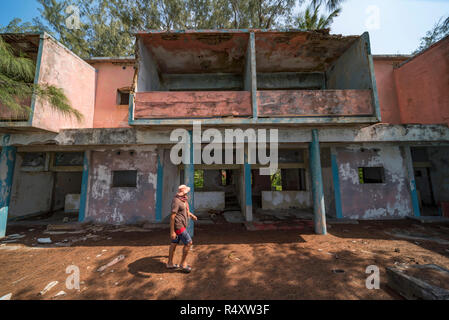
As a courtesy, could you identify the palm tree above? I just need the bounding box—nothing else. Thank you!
[0,36,82,121]
[294,0,343,30]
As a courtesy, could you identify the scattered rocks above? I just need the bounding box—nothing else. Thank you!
[39,281,58,296]
[394,248,401,253]
[332,269,345,274]
[37,238,52,244]
[385,229,449,245]
[53,291,66,298]
[0,293,12,300]
[7,234,25,240]
[47,224,82,231]
[228,252,240,261]
[97,255,125,272]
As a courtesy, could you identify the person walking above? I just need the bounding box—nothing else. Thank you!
[166,184,197,273]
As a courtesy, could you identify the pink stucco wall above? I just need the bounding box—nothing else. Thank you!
[32,35,96,132]
[87,149,158,224]
[90,61,134,128]
[394,37,449,126]
[373,58,403,124]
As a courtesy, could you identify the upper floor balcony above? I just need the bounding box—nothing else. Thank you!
[130,29,380,126]
[0,33,95,133]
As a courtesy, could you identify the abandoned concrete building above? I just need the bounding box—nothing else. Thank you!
[0,30,448,237]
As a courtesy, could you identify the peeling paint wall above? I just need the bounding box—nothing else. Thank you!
[257,90,373,117]
[336,144,412,219]
[161,148,180,222]
[86,148,158,224]
[134,91,252,118]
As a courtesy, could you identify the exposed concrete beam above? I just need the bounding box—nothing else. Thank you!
[2,124,449,148]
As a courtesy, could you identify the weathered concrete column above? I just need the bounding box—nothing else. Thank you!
[243,150,253,222]
[0,145,17,238]
[155,149,164,222]
[78,150,91,222]
[309,129,327,235]
[184,130,195,237]
[403,146,421,217]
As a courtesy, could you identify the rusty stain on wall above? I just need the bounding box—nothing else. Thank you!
[134,91,252,118]
[257,90,373,117]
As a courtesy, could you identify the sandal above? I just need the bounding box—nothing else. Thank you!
[166,264,179,269]
[180,265,192,273]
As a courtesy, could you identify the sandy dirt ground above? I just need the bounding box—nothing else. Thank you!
[0,219,449,300]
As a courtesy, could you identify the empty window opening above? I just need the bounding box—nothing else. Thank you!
[117,89,130,105]
[221,170,227,186]
[54,152,84,167]
[194,170,204,189]
[271,169,282,191]
[112,170,137,188]
[21,152,45,167]
[358,167,385,184]
[280,168,307,191]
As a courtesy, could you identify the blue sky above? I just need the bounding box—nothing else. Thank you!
[1,0,448,54]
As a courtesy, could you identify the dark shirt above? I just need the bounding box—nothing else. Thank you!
[171,197,188,231]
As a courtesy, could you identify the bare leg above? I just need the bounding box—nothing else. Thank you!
[180,242,192,268]
[167,243,178,267]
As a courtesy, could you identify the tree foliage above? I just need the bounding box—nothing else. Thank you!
[0,36,82,121]
[292,0,343,30]
[1,0,345,58]
[0,18,43,33]
[414,16,449,54]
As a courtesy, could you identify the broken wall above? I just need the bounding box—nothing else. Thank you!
[335,144,412,219]
[32,35,96,132]
[9,154,53,218]
[86,148,158,224]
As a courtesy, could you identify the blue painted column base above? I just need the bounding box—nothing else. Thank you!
[0,207,8,239]
[78,151,90,222]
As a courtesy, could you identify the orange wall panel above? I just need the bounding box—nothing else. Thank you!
[91,62,134,128]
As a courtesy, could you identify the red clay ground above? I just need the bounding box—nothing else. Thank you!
[1,219,449,300]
